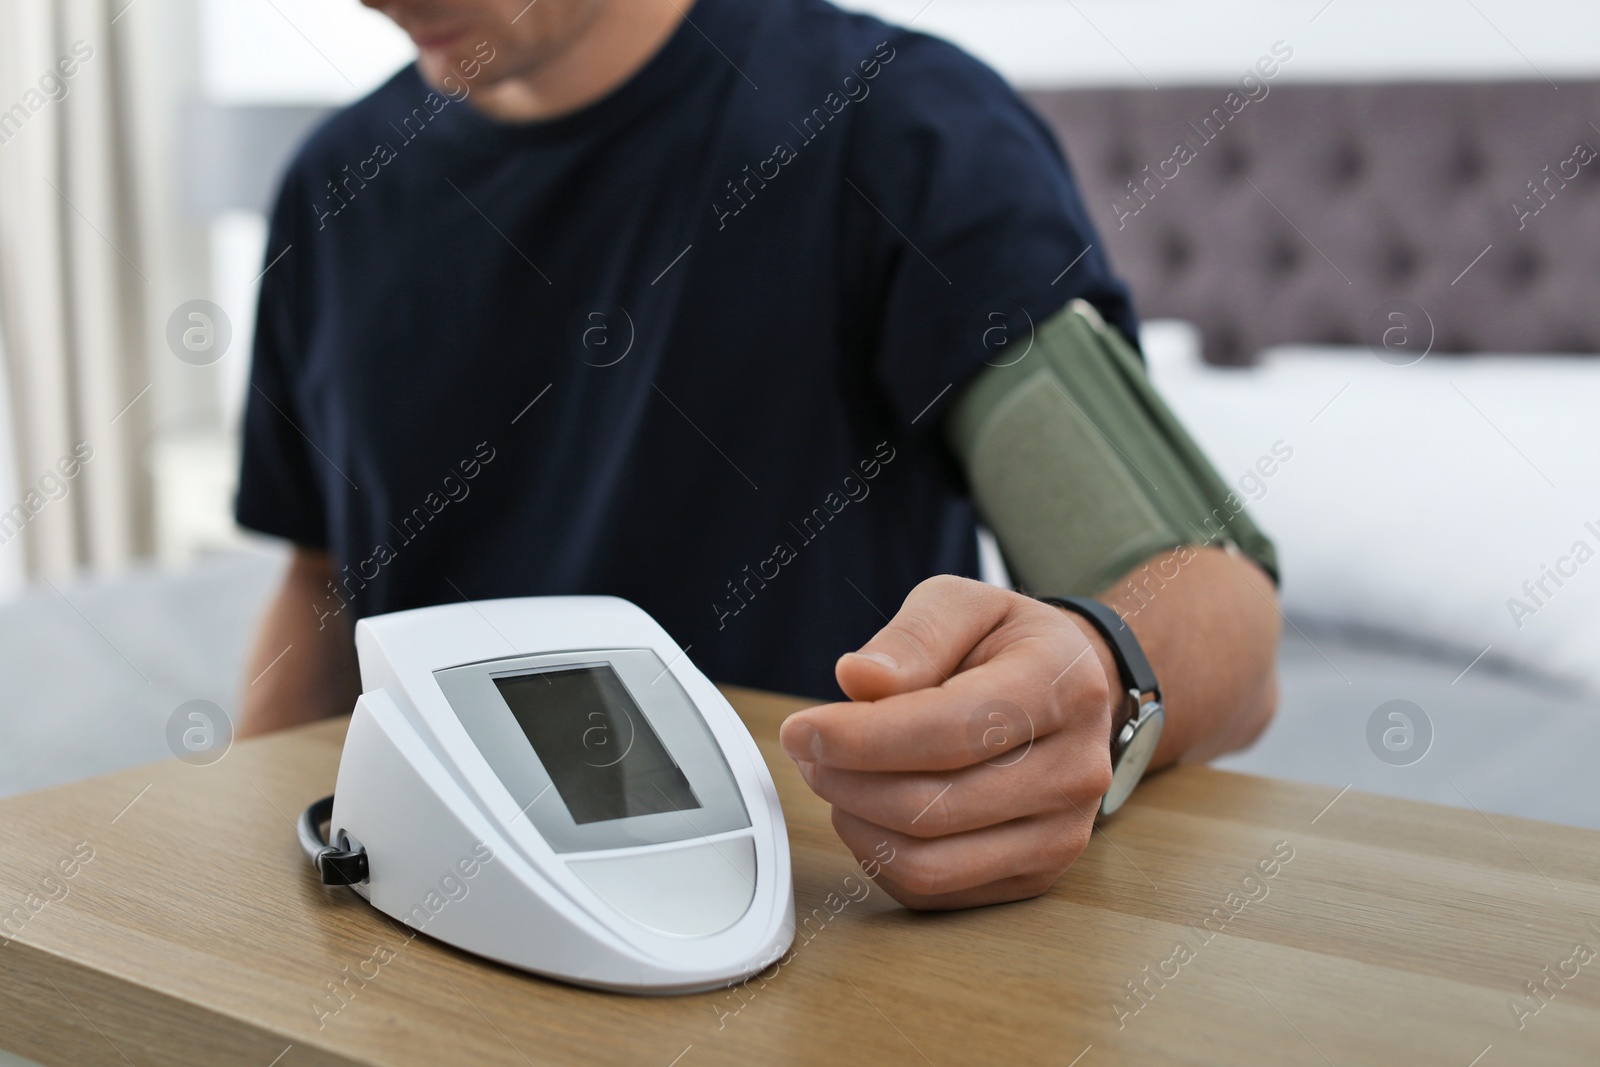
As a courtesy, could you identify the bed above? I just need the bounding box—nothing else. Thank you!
[1020,78,1600,824]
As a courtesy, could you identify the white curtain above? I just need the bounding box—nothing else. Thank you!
[0,0,154,582]
[0,323,20,598]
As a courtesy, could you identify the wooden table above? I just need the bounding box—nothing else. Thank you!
[2,687,1597,1066]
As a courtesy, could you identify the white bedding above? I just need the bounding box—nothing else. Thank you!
[1140,320,1600,698]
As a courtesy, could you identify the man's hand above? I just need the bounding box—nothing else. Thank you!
[781,547,1280,912]
[779,575,1117,911]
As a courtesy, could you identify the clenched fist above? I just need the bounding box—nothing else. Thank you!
[780,575,1118,910]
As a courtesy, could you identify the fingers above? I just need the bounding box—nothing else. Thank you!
[834,575,1013,702]
[783,613,1108,773]
[789,583,1120,912]
[784,663,1044,772]
[795,729,1110,838]
[831,806,1093,908]
[871,870,1070,912]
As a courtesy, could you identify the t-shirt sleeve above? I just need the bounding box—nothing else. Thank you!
[845,32,1137,433]
[234,166,330,549]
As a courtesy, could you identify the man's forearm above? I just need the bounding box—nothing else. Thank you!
[237,548,361,737]
[1057,544,1279,769]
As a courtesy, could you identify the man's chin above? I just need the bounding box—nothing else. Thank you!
[418,39,512,92]
[415,50,453,84]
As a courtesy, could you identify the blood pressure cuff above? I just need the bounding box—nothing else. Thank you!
[945,299,1279,595]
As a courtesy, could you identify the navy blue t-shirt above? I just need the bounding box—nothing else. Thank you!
[236,0,1136,700]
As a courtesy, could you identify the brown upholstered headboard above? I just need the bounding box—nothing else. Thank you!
[1024,81,1600,364]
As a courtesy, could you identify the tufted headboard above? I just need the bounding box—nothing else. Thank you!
[1024,81,1600,364]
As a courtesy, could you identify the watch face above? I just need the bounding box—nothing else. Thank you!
[1100,706,1164,816]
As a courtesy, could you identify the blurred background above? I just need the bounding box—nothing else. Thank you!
[1,0,1596,826]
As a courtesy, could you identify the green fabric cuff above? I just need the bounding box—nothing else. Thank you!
[945,300,1279,595]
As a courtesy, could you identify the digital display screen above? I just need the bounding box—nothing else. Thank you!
[493,664,701,825]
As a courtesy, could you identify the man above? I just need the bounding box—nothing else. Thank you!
[237,0,1281,912]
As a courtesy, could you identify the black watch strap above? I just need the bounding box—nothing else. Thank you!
[1036,596,1160,701]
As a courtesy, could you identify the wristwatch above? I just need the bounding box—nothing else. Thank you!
[1037,596,1164,816]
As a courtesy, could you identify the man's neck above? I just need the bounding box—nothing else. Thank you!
[462,0,693,124]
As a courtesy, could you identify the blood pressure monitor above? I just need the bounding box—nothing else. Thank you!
[297,597,794,994]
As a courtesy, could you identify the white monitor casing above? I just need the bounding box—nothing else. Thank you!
[329,596,794,994]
